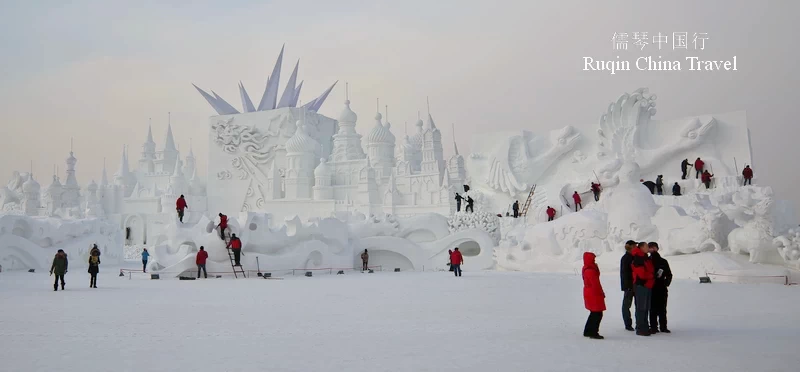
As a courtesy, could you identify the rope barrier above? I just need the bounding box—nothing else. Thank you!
[119,265,384,279]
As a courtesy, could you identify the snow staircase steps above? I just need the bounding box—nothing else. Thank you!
[520,184,536,217]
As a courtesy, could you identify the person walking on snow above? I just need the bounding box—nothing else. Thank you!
[702,170,714,189]
[655,175,664,195]
[582,252,606,339]
[546,206,556,221]
[217,213,228,241]
[361,249,369,271]
[648,242,672,334]
[141,248,149,273]
[226,233,242,266]
[447,249,454,271]
[176,195,188,223]
[620,240,636,331]
[591,182,602,201]
[631,242,655,336]
[455,193,463,212]
[742,165,753,186]
[196,246,208,278]
[88,245,101,288]
[681,159,691,180]
[50,249,68,291]
[450,248,463,277]
[694,157,705,179]
[572,191,582,212]
[512,200,519,218]
[465,196,474,213]
[672,182,681,196]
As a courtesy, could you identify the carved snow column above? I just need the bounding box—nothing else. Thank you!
[421,113,445,175]
[62,149,82,214]
[408,119,424,173]
[448,153,466,187]
[21,174,41,216]
[366,112,396,180]
[139,125,157,175]
[383,174,398,214]
[358,157,379,211]
[313,158,334,200]
[268,161,283,200]
[45,175,63,215]
[85,180,102,217]
[285,121,318,200]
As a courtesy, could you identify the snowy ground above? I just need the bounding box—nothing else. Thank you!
[1,267,798,372]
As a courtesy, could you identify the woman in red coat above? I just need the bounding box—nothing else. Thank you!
[582,252,606,339]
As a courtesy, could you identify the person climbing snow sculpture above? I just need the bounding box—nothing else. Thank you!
[361,249,369,271]
[176,195,188,223]
[450,248,463,277]
[694,157,705,179]
[546,206,556,221]
[512,200,519,218]
[572,191,582,212]
[88,245,101,288]
[50,249,68,291]
[582,252,605,339]
[591,182,602,201]
[648,242,672,334]
[702,170,714,189]
[465,196,474,213]
[742,165,753,186]
[141,248,149,273]
[681,159,691,180]
[196,246,208,278]
[217,213,228,241]
[455,193,463,212]
[227,233,242,266]
[672,182,681,196]
[655,175,664,195]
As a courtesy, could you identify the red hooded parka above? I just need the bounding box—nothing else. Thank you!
[582,252,606,312]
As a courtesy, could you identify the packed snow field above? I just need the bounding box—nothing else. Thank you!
[1,268,798,372]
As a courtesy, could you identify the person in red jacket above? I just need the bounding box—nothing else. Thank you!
[217,213,228,241]
[450,248,464,277]
[546,206,556,221]
[176,195,188,223]
[701,170,714,189]
[694,157,705,179]
[196,246,208,278]
[572,191,582,212]
[590,182,602,201]
[742,165,753,186]
[227,233,242,266]
[582,252,605,339]
[631,242,655,336]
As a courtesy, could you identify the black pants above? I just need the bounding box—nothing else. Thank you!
[548,216,554,221]
[696,169,703,179]
[622,289,634,329]
[219,227,226,240]
[362,262,368,271]
[743,178,751,185]
[704,180,711,189]
[650,287,668,331]
[575,202,582,212]
[584,311,603,336]
[681,168,687,179]
[513,210,518,218]
[466,204,473,213]
[197,264,207,278]
[53,274,65,289]
[593,192,600,201]
[90,273,98,288]
[456,202,461,212]
[656,186,663,195]
[634,285,651,332]
[452,264,462,277]
[233,249,241,266]
[142,260,147,273]
[177,209,184,222]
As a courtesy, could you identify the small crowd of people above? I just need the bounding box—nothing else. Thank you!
[49,244,102,291]
[581,240,673,339]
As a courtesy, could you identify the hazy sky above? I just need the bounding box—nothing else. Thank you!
[1,0,798,208]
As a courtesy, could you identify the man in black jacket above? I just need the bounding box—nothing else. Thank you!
[620,240,636,331]
[648,242,672,333]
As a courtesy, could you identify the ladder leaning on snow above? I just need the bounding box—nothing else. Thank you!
[224,237,247,279]
[520,184,537,217]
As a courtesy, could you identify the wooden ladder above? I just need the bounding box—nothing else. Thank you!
[225,239,247,279]
[520,184,537,217]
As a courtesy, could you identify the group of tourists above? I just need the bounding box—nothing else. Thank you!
[454,192,475,213]
[581,240,673,339]
[446,248,464,277]
[49,244,102,291]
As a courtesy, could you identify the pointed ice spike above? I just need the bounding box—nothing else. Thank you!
[291,81,304,107]
[238,81,256,112]
[192,84,227,115]
[308,81,338,112]
[258,45,284,111]
[146,123,154,143]
[164,122,177,152]
[452,123,459,155]
[277,59,300,108]
[100,158,108,186]
[211,91,241,115]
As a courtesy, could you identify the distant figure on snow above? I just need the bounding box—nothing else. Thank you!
[681,159,691,180]
[546,206,556,221]
[450,248,463,277]
[672,182,681,196]
[742,165,753,186]
[361,249,369,271]
[512,200,519,218]
[465,196,474,213]
[141,248,149,273]
[50,249,68,291]
[196,246,208,278]
[217,213,228,241]
[455,193,463,212]
[227,234,242,266]
[572,191,582,212]
[641,179,656,194]
[648,242,672,334]
[694,157,705,179]
[702,170,714,189]
[88,245,101,289]
[448,249,454,271]
[176,195,188,223]
[582,252,605,339]
[591,182,602,201]
[655,175,664,195]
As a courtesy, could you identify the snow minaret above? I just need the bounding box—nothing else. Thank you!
[184,139,196,177]
[407,114,424,172]
[44,173,63,216]
[330,91,366,162]
[61,139,82,213]
[313,158,334,200]
[447,123,466,185]
[366,103,396,179]
[284,117,318,199]
[155,113,179,174]
[139,122,157,174]
[421,100,445,175]
[169,156,188,197]
[21,171,41,216]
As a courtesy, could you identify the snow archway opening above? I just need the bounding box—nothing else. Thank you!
[458,240,481,257]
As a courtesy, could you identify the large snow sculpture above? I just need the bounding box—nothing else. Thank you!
[720,187,783,264]
[603,161,658,248]
[773,229,800,268]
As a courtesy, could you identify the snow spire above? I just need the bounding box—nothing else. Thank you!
[100,158,108,186]
[238,81,256,113]
[163,113,177,152]
[258,44,284,111]
[277,59,300,108]
[114,146,130,184]
[452,123,459,155]
[146,120,154,143]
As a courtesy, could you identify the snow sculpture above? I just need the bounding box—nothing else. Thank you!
[603,161,658,247]
[773,229,800,268]
[448,211,500,243]
[720,187,782,264]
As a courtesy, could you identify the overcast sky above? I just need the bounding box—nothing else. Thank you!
[1,0,798,209]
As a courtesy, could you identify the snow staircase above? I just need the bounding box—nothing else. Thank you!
[225,239,247,279]
[520,184,537,217]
